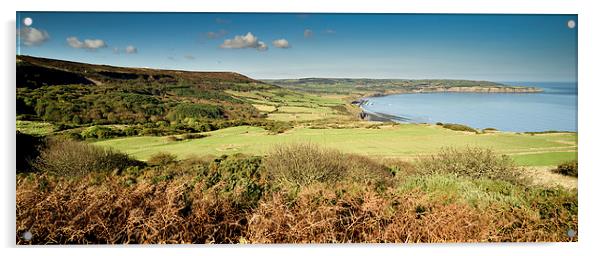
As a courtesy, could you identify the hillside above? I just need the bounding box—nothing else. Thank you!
[265,78,542,97]
[16,55,278,129]
[17,55,263,89]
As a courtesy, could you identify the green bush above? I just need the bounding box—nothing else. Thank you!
[16,131,45,173]
[81,126,123,139]
[415,147,526,185]
[147,152,178,166]
[33,139,143,177]
[203,155,267,209]
[552,160,578,177]
[166,103,224,121]
[441,123,478,133]
[181,133,208,140]
[263,143,391,187]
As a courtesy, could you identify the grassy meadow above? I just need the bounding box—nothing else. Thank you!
[92,124,577,166]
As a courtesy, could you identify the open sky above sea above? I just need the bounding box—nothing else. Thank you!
[17,13,577,82]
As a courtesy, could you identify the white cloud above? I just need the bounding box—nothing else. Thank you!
[272,39,291,49]
[67,36,107,50]
[323,29,336,34]
[304,29,313,38]
[18,27,50,46]
[184,55,195,60]
[257,41,268,51]
[220,32,268,51]
[125,45,137,54]
[207,29,227,39]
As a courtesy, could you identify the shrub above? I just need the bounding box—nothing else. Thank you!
[263,144,347,187]
[205,155,267,209]
[16,131,45,173]
[80,125,123,139]
[552,160,578,177]
[147,152,178,166]
[33,139,142,177]
[166,103,224,121]
[166,135,180,142]
[263,143,391,187]
[441,123,478,133]
[415,147,526,185]
[181,133,208,140]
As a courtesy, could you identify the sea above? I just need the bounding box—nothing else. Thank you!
[361,82,577,132]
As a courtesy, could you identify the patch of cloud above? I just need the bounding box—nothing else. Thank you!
[323,29,336,34]
[67,36,107,50]
[304,29,313,38]
[220,32,268,51]
[17,27,50,46]
[272,39,291,49]
[184,55,195,60]
[257,41,268,51]
[207,29,228,39]
[125,45,137,54]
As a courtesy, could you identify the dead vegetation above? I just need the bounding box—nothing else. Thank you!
[16,143,577,244]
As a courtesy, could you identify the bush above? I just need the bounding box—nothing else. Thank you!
[415,147,525,185]
[16,131,45,173]
[147,152,178,166]
[205,155,267,209]
[181,133,208,140]
[263,144,347,187]
[552,160,578,177]
[441,123,478,133]
[33,139,143,177]
[80,126,123,139]
[166,135,180,142]
[263,143,391,187]
[166,103,224,121]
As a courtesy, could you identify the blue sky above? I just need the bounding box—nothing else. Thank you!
[16,12,577,82]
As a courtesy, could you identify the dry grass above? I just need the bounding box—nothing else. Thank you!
[248,182,576,243]
[16,145,577,244]
[523,166,577,190]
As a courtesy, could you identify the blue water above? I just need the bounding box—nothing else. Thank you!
[361,82,577,132]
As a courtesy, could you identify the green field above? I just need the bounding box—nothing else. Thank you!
[93,124,577,166]
[227,89,351,122]
[512,151,578,166]
[16,120,55,135]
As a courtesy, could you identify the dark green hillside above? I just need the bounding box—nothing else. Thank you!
[16,55,277,127]
[265,78,541,96]
[17,61,95,88]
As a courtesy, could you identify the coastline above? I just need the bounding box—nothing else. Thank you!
[351,85,544,123]
[350,85,575,133]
